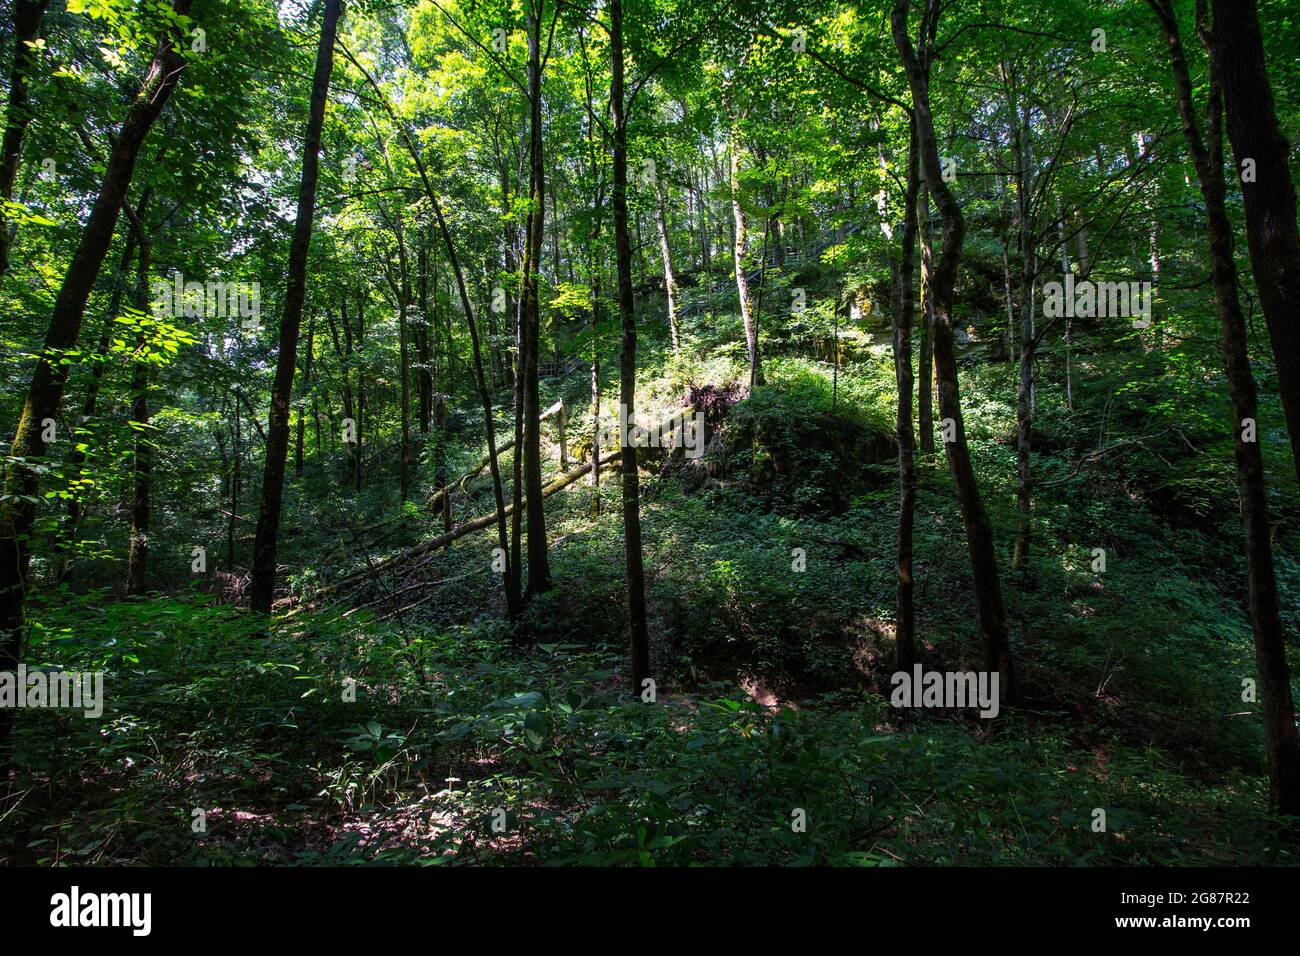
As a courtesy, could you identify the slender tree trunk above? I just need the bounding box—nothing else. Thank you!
[399,291,410,503]
[510,293,525,609]
[918,181,935,454]
[997,170,1016,367]
[699,167,711,276]
[125,229,154,596]
[327,308,357,486]
[893,0,1015,699]
[435,394,451,534]
[294,408,305,479]
[228,393,241,572]
[1152,0,1300,815]
[551,182,561,278]
[1056,198,1074,413]
[636,211,647,291]
[0,0,193,757]
[1012,97,1035,573]
[0,0,51,277]
[443,274,457,389]
[354,288,365,493]
[389,217,413,503]
[295,321,312,478]
[429,231,448,534]
[655,182,680,352]
[582,62,605,516]
[611,0,650,692]
[248,0,341,614]
[1211,0,1300,485]
[730,139,761,390]
[894,121,921,672]
[1013,306,1033,573]
[416,232,432,433]
[521,3,551,595]
[590,332,601,515]
[496,158,516,387]
[1136,129,1161,348]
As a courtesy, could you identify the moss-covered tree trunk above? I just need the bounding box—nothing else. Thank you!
[0,0,193,756]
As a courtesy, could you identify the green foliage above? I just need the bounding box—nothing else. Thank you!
[3,0,1299,870]
[6,586,1288,866]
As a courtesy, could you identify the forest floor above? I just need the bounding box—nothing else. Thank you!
[3,348,1297,866]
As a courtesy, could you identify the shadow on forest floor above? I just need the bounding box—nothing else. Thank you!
[2,466,1293,866]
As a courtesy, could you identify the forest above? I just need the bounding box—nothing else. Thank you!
[0,0,1299,869]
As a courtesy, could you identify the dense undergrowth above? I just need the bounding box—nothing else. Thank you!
[4,300,1297,866]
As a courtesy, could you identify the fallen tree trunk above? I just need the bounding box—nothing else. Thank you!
[299,449,623,606]
[295,403,699,609]
[425,400,564,512]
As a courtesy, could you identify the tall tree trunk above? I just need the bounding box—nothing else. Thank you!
[894,121,921,672]
[590,325,601,515]
[416,231,432,433]
[699,167,711,276]
[327,307,357,485]
[1211,0,1300,485]
[1136,129,1161,348]
[521,3,551,595]
[388,216,413,503]
[893,0,1015,699]
[427,227,444,527]
[918,181,935,454]
[125,228,154,596]
[1012,94,1035,573]
[550,182,561,278]
[228,393,241,572]
[0,0,193,757]
[399,290,410,503]
[582,59,605,516]
[435,394,451,534]
[655,182,680,352]
[611,0,650,693]
[730,139,761,390]
[635,211,647,290]
[294,407,305,479]
[510,289,525,610]
[295,320,313,478]
[0,0,51,277]
[1151,0,1300,815]
[496,159,517,390]
[443,273,457,389]
[1055,197,1074,413]
[354,288,365,493]
[248,0,342,614]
